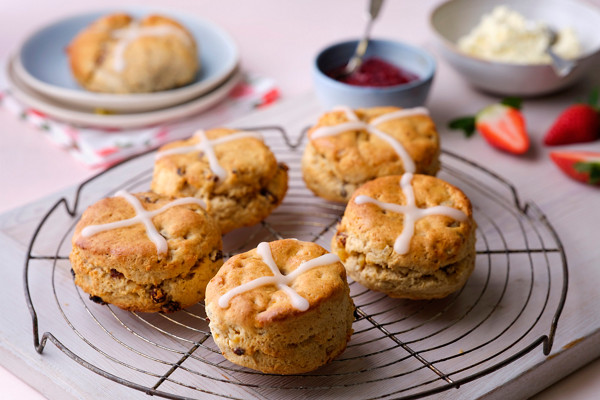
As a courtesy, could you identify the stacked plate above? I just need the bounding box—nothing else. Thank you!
[6,8,240,129]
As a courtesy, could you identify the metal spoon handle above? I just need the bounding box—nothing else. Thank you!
[368,0,385,19]
[545,27,576,77]
[346,0,385,72]
[548,48,576,77]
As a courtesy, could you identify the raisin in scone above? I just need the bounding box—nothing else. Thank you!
[70,191,223,312]
[151,128,288,234]
[302,106,440,202]
[331,173,476,299]
[205,239,354,374]
[68,13,198,93]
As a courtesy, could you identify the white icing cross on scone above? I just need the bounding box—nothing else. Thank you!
[354,173,468,255]
[311,106,431,173]
[155,130,263,181]
[81,190,206,255]
[112,23,193,72]
[218,242,341,311]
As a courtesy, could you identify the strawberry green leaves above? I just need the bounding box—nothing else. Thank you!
[574,161,600,184]
[448,117,476,138]
[499,97,523,110]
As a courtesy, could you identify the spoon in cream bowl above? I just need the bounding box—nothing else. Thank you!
[545,27,577,77]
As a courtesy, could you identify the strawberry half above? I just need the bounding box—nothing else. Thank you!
[449,98,530,154]
[549,151,600,185]
[476,103,529,154]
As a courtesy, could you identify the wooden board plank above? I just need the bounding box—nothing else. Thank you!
[1,93,598,400]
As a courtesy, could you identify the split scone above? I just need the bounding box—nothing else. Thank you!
[151,128,288,234]
[205,239,355,374]
[68,13,198,93]
[302,106,440,202]
[331,173,476,299]
[70,191,223,312]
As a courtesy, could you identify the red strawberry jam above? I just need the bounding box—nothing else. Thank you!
[329,57,418,87]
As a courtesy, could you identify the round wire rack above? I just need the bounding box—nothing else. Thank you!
[24,126,568,400]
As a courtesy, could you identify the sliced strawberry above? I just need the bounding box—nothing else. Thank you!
[448,98,530,155]
[549,151,600,185]
[476,104,529,154]
[544,104,600,146]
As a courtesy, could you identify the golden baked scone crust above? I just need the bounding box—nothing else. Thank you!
[205,239,354,374]
[302,107,440,202]
[151,128,288,234]
[70,191,223,312]
[68,13,198,93]
[340,247,476,299]
[331,174,476,299]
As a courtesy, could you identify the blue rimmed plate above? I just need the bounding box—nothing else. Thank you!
[7,55,242,129]
[15,8,239,113]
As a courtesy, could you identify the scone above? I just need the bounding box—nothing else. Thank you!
[68,13,198,93]
[302,106,440,202]
[205,239,354,374]
[151,128,288,234]
[69,191,223,312]
[331,173,476,299]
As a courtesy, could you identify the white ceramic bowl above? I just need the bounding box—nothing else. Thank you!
[430,0,600,97]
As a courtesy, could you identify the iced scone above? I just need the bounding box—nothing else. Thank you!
[151,128,288,234]
[205,239,354,374]
[70,191,223,312]
[331,174,476,299]
[68,13,199,93]
[302,106,440,202]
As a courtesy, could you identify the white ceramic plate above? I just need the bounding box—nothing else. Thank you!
[7,56,241,129]
[16,8,239,113]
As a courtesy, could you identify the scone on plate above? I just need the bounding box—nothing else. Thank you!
[331,173,476,299]
[151,128,288,234]
[68,13,198,93]
[70,191,223,313]
[205,239,354,374]
[302,106,440,202]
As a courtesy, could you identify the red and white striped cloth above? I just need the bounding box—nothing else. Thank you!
[0,74,279,169]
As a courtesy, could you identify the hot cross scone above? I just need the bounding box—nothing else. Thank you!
[70,191,223,312]
[302,106,440,202]
[205,239,354,374]
[332,174,476,299]
[151,128,289,234]
[68,13,199,93]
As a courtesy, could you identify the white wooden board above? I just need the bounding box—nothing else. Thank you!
[1,92,599,400]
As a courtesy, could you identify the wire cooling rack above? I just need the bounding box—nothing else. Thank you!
[24,126,568,400]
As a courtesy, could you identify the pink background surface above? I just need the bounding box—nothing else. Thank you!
[1,0,600,398]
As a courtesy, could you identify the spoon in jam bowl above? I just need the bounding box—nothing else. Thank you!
[335,0,385,79]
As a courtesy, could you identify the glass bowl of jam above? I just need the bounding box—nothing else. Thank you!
[313,39,436,109]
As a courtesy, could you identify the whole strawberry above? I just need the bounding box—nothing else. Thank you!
[544,90,600,146]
